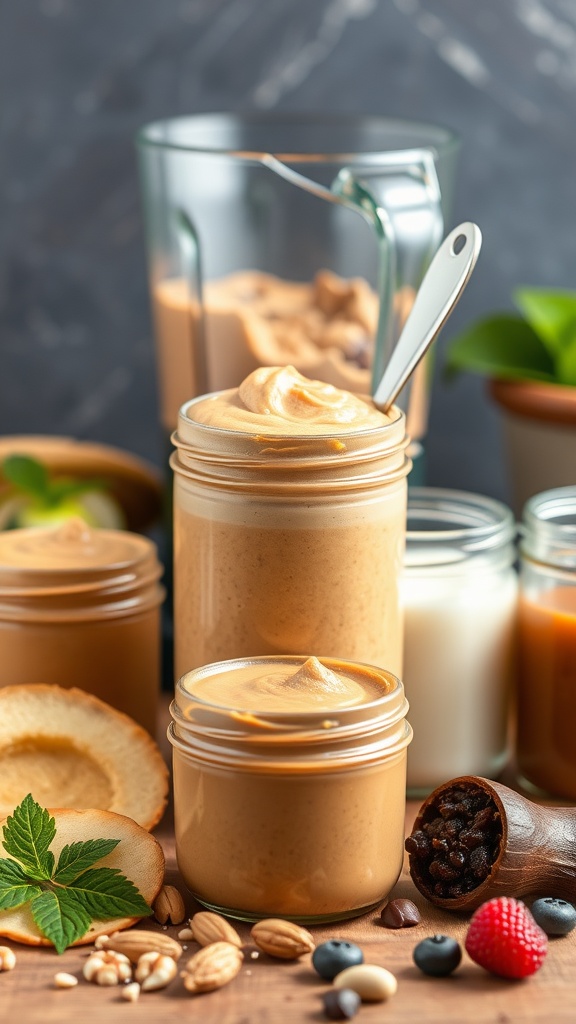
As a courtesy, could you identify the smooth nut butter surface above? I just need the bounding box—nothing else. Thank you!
[0,519,164,733]
[170,656,411,922]
[172,366,409,677]
[0,515,142,569]
[189,656,387,713]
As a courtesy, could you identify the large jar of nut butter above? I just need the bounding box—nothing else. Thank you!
[171,365,410,678]
[0,518,164,734]
[169,654,412,922]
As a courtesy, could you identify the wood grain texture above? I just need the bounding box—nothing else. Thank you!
[1,784,574,1021]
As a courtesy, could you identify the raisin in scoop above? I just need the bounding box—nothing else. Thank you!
[406,775,576,912]
[406,779,502,902]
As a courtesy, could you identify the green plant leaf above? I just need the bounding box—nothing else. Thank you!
[0,858,42,910]
[2,795,55,881]
[444,314,556,382]
[53,839,120,885]
[1,456,50,503]
[514,288,576,358]
[69,867,152,920]
[30,889,92,955]
[556,337,576,386]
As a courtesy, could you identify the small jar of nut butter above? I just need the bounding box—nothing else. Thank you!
[0,518,164,734]
[169,654,412,923]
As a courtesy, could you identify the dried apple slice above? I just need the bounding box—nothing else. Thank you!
[0,807,165,946]
[0,685,168,830]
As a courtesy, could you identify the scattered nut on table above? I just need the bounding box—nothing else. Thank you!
[190,910,242,948]
[121,982,141,1003]
[0,947,16,971]
[54,972,78,989]
[83,950,132,986]
[100,930,183,963]
[334,964,397,1002]
[251,919,315,960]
[135,951,178,991]
[153,884,186,926]
[181,941,243,994]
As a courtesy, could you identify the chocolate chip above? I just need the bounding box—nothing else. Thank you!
[380,898,421,929]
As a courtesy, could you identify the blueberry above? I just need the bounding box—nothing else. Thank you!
[322,988,361,1020]
[312,940,364,981]
[531,897,576,936]
[413,934,462,977]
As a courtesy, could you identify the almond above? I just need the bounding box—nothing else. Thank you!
[153,885,186,926]
[180,941,243,994]
[101,930,183,963]
[251,919,315,960]
[190,911,242,949]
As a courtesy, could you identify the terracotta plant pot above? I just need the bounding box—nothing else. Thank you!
[489,379,576,516]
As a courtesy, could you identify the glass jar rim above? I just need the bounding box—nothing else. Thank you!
[169,656,411,772]
[136,111,460,161]
[520,485,576,568]
[405,487,516,552]
[173,655,406,730]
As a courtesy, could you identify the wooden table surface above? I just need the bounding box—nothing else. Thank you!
[2,706,575,1023]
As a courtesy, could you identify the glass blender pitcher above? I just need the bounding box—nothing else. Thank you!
[137,113,460,453]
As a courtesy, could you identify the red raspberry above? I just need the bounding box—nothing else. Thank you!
[465,897,548,979]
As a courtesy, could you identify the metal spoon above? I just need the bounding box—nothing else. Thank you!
[372,222,482,412]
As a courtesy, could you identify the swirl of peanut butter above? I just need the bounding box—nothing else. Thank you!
[191,656,389,713]
[189,366,389,435]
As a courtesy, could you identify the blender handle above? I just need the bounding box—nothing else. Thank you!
[261,149,446,428]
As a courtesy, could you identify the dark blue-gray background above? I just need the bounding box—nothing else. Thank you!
[2,0,575,503]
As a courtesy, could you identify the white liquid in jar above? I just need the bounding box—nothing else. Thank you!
[401,562,517,794]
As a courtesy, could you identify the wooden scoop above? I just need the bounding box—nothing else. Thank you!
[406,775,576,913]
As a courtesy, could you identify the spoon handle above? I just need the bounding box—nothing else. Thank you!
[373,222,482,412]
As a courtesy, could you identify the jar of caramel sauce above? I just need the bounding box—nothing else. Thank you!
[0,518,164,734]
[516,487,576,799]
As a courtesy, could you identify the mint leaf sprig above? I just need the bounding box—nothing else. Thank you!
[0,795,151,954]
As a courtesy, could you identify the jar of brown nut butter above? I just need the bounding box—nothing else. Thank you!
[171,365,410,679]
[0,518,164,734]
[169,654,412,922]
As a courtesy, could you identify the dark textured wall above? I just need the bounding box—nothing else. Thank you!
[1,0,575,503]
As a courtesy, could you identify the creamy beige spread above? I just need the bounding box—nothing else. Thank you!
[0,517,147,570]
[190,656,389,713]
[171,655,409,920]
[188,365,388,435]
[0,517,163,735]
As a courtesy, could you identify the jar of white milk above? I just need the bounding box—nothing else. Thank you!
[401,488,517,796]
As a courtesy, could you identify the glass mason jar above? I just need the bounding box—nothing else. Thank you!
[169,655,412,923]
[516,486,576,800]
[401,488,517,796]
[0,518,164,734]
[171,397,410,680]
